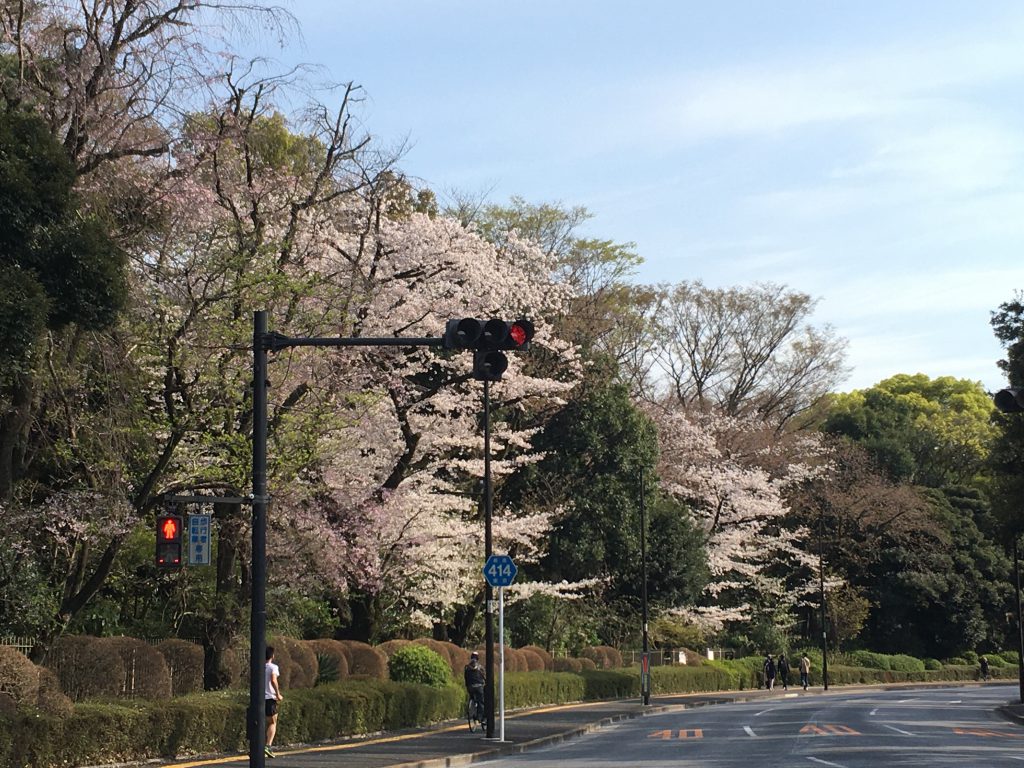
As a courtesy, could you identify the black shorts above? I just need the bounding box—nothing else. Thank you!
[265,699,278,717]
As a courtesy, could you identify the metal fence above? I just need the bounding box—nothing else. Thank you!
[0,636,34,654]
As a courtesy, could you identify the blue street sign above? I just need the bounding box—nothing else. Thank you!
[483,554,518,587]
[188,514,212,565]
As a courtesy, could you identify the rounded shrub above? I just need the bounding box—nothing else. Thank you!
[888,654,925,673]
[377,639,411,658]
[306,639,350,684]
[520,645,553,671]
[519,648,545,671]
[274,637,318,689]
[388,645,452,688]
[340,640,388,679]
[46,635,125,701]
[850,650,890,670]
[94,636,172,699]
[924,658,942,670]
[553,657,583,673]
[156,639,204,696]
[36,666,73,716]
[0,646,40,706]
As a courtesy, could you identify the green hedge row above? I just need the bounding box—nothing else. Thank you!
[0,663,1012,767]
[0,680,464,768]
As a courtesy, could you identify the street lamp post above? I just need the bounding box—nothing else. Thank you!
[1014,539,1024,704]
[640,467,650,706]
[818,507,829,691]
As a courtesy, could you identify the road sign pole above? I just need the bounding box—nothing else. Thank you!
[499,585,506,742]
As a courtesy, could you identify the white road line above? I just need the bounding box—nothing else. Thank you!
[897,698,915,703]
[948,699,961,704]
[744,726,757,738]
[807,758,846,768]
[882,724,916,736]
[754,708,775,716]
[869,708,878,716]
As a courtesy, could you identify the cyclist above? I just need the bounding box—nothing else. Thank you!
[464,651,486,724]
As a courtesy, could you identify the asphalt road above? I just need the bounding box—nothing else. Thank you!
[483,684,1024,768]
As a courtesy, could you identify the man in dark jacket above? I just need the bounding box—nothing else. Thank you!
[764,654,776,690]
[464,651,486,719]
[777,653,790,690]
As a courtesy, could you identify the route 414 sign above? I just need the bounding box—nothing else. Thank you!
[483,554,518,587]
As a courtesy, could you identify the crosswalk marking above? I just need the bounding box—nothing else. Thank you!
[800,724,860,736]
[953,727,1024,739]
[646,729,703,740]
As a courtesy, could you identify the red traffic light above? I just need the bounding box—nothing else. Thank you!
[156,514,183,567]
[159,516,180,541]
[508,320,534,349]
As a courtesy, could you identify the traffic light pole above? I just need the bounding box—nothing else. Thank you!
[251,311,269,768]
[250,313,445,765]
[483,379,496,739]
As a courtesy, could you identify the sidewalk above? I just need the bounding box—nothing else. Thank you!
[156,681,1016,768]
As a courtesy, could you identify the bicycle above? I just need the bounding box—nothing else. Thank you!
[466,693,486,733]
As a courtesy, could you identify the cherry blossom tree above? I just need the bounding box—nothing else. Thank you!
[649,403,826,642]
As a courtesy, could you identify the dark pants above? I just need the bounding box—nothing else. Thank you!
[800,672,809,689]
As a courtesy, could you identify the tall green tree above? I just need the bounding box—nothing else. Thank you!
[824,374,996,488]
[502,377,707,644]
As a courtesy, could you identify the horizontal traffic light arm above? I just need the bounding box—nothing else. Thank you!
[261,332,446,352]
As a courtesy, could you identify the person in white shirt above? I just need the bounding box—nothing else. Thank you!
[265,646,283,758]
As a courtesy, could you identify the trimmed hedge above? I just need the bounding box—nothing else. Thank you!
[1,654,1013,767]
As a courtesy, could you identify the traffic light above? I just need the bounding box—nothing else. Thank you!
[995,387,1024,413]
[482,319,534,351]
[473,350,509,381]
[443,318,483,350]
[156,513,183,567]
[444,318,534,381]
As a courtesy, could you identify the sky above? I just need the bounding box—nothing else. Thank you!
[250,1,1024,392]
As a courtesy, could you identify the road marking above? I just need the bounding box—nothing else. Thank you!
[897,698,916,703]
[647,729,703,740]
[949,699,961,704]
[800,724,860,736]
[754,707,776,716]
[807,758,846,767]
[744,725,757,737]
[882,724,915,736]
[953,727,1024,739]
[869,708,878,716]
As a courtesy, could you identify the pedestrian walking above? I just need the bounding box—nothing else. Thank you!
[799,653,811,690]
[777,653,790,690]
[265,645,283,758]
[763,654,776,690]
[980,656,990,681]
